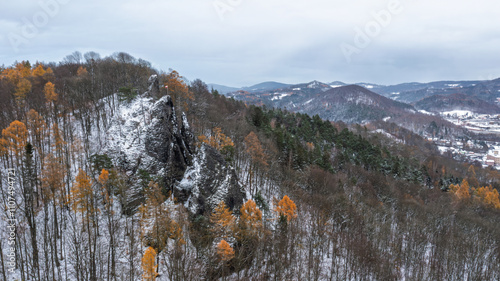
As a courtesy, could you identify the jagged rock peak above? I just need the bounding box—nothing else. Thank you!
[145,74,160,98]
[175,144,246,215]
[145,95,194,185]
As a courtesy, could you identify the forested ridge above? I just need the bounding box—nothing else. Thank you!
[1,52,500,280]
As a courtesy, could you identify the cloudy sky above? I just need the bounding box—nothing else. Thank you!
[1,0,499,87]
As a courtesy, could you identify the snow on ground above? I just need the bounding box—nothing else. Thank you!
[374,129,402,143]
[304,98,314,105]
[271,92,291,101]
[418,110,434,115]
[102,95,157,172]
[441,110,474,117]
[437,146,451,154]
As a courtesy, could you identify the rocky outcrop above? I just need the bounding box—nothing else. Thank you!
[104,75,244,215]
[176,144,246,215]
[146,74,160,98]
[145,95,193,185]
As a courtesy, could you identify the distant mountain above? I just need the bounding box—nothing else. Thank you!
[291,85,415,123]
[224,78,500,116]
[414,93,500,114]
[207,83,240,95]
[328,81,347,88]
[242,81,291,92]
[229,82,417,123]
[369,79,500,104]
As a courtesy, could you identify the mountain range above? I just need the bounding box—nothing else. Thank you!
[213,78,500,121]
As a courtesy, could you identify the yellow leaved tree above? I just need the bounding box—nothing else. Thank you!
[449,179,471,200]
[210,201,236,239]
[71,169,96,223]
[238,199,263,240]
[44,81,58,103]
[163,70,194,111]
[274,195,297,222]
[2,120,28,166]
[474,185,500,209]
[216,239,235,262]
[198,127,234,151]
[142,246,158,281]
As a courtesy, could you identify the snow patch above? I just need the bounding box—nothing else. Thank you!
[418,110,434,115]
[304,98,314,105]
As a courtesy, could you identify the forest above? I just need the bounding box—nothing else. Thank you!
[0,51,500,281]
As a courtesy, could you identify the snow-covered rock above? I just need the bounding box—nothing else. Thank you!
[103,75,243,215]
[176,144,245,215]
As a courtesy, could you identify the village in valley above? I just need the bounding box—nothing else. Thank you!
[425,110,500,169]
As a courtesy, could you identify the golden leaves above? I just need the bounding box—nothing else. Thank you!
[142,246,158,281]
[216,239,235,262]
[44,81,58,103]
[274,195,297,222]
[198,127,234,151]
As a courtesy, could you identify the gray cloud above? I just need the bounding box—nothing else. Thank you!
[1,0,499,86]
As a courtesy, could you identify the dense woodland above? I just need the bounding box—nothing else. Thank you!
[1,52,500,280]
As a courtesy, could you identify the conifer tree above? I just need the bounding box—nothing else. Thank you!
[238,199,263,240]
[274,195,297,222]
[142,246,158,281]
[217,240,235,262]
[210,201,236,239]
[2,120,28,167]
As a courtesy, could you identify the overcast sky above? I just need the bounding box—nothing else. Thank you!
[1,0,499,87]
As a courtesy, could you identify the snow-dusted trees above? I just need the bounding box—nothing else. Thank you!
[244,131,268,196]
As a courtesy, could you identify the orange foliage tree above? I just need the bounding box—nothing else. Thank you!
[163,70,194,111]
[449,179,471,200]
[274,195,297,222]
[238,199,263,240]
[15,78,32,102]
[71,169,95,219]
[244,131,267,167]
[41,153,66,205]
[98,169,112,208]
[142,246,158,281]
[32,64,46,77]
[474,185,500,209]
[210,201,236,239]
[217,239,235,262]
[198,127,234,151]
[27,109,48,157]
[44,81,58,103]
[2,120,28,166]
